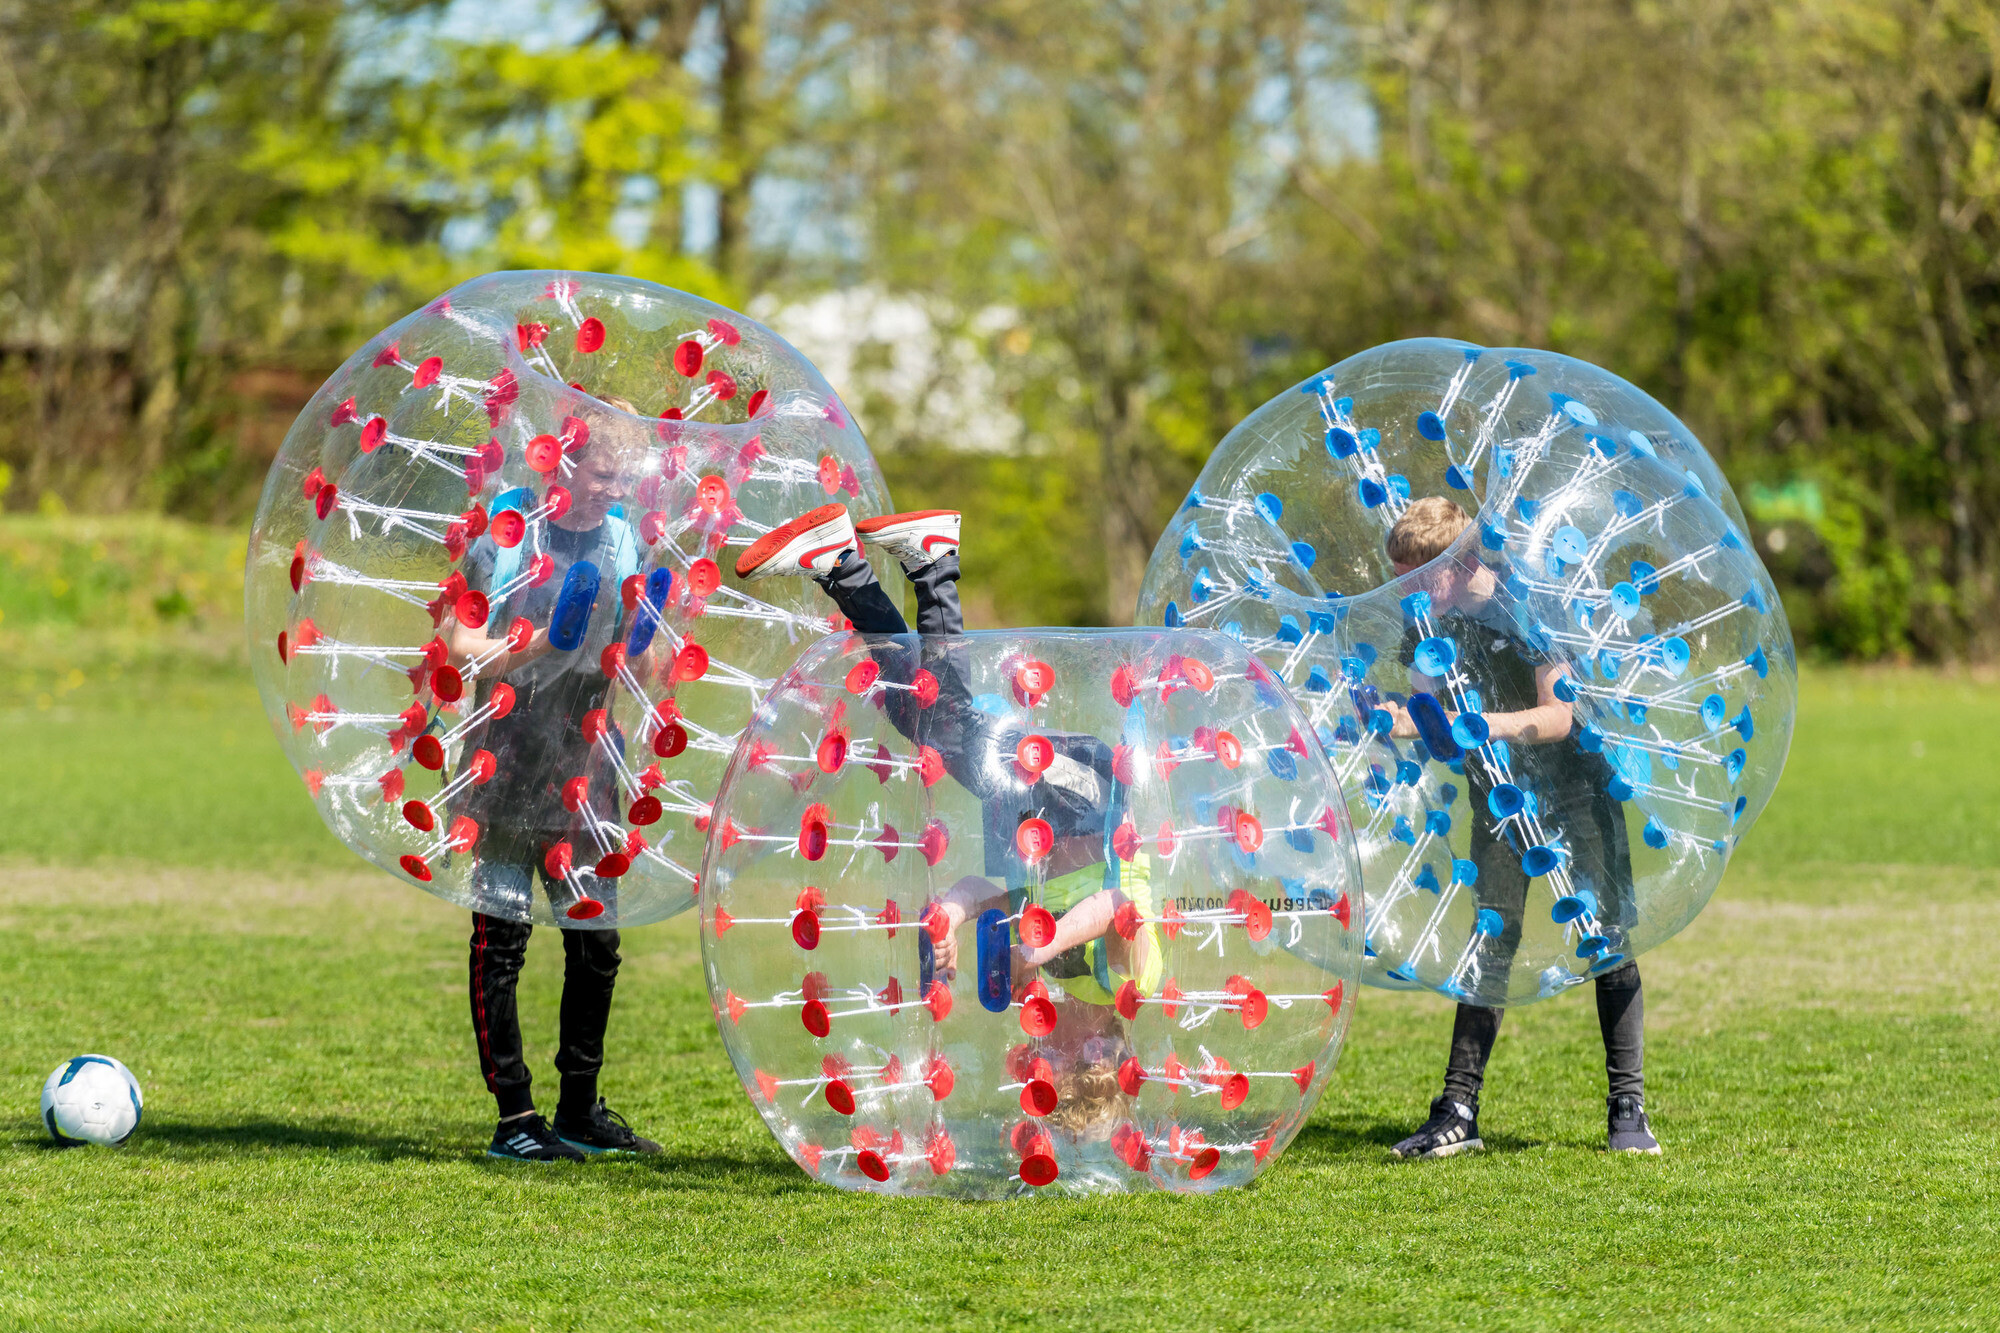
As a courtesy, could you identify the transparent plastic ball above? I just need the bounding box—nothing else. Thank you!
[700,629,1363,1196]
[246,272,890,927]
[1138,339,1796,1006]
[42,1054,143,1147]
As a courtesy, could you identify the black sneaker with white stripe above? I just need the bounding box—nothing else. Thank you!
[553,1099,661,1156]
[487,1114,586,1163]
[1391,1095,1485,1160]
[1608,1094,1662,1155]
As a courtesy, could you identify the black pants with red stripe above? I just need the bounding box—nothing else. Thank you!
[469,912,621,1120]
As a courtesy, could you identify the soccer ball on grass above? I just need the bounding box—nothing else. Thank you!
[41,1055,143,1147]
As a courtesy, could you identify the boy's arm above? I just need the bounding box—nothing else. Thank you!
[445,619,552,677]
[1385,662,1573,745]
[1479,661,1574,744]
[1017,888,1117,969]
[930,874,1004,981]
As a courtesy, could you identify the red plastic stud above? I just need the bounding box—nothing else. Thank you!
[801,999,830,1038]
[1019,995,1058,1037]
[1019,1154,1059,1188]
[1015,818,1053,865]
[525,435,562,474]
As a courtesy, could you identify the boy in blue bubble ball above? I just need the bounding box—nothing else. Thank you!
[1377,497,1658,1158]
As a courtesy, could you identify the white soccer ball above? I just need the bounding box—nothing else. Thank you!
[41,1055,143,1147]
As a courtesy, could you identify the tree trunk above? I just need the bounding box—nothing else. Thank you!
[124,43,188,508]
[715,0,762,287]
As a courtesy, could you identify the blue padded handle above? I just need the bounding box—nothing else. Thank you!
[975,908,1012,1013]
[624,566,673,656]
[1408,692,1462,763]
[548,559,601,652]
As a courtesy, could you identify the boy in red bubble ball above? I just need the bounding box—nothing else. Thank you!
[738,505,1163,1144]
[444,396,661,1162]
[1376,497,1655,1159]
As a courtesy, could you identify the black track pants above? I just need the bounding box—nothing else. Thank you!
[469,913,622,1119]
[1441,959,1646,1106]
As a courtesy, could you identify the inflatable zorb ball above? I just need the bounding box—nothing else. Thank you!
[247,272,888,927]
[700,630,1363,1197]
[1138,340,1795,1007]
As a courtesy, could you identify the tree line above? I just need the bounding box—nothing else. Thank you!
[2,0,1995,657]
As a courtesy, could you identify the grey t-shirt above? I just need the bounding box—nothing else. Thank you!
[455,520,629,848]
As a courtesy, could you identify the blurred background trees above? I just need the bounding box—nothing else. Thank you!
[2,0,1996,656]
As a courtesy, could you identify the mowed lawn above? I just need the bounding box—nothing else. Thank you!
[0,666,1996,1331]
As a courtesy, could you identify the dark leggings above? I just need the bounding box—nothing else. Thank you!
[470,912,622,1120]
[1443,959,1645,1105]
[817,548,963,636]
[816,552,1010,802]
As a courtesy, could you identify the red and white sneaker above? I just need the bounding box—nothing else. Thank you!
[735,504,858,581]
[855,510,960,572]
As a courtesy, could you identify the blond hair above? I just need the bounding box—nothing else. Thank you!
[1048,1064,1128,1142]
[1385,496,1471,567]
[597,394,638,415]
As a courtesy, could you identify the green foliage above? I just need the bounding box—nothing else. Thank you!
[6,0,2000,652]
[0,516,244,636]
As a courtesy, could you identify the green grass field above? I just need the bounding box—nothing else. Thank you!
[2,665,1996,1331]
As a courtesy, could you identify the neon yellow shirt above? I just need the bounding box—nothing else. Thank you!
[1032,853,1163,1006]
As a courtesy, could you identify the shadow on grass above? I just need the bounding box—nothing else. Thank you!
[1290,1118,1548,1158]
[7,1115,819,1192]
[119,1118,461,1161]
[591,1149,823,1195]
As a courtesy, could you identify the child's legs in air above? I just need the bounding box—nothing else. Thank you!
[817,548,911,634]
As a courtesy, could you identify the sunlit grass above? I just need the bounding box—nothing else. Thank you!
[0,664,1994,1330]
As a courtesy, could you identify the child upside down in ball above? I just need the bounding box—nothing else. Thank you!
[1378,496,1655,1159]
[736,503,1160,1142]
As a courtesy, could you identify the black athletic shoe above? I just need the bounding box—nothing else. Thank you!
[1608,1094,1662,1155]
[1391,1095,1484,1160]
[553,1099,662,1155]
[487,1114,586,1163]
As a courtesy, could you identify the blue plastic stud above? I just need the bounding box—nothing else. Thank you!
[1552,888,1598,923]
